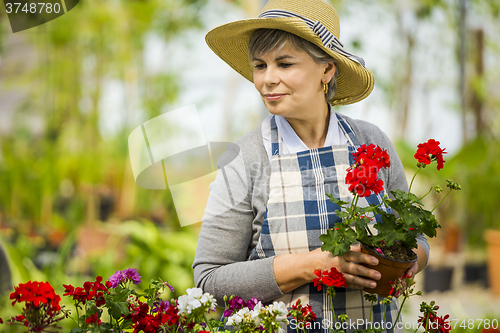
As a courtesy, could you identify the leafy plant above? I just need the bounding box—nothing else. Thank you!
[320,140,460,258]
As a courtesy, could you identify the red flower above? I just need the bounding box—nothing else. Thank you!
[10,281,61,311]
[346,164,384,197]
[414,139,446,170]
[289,299,317,323]
[345,144,391,198]
[162,304,180,326]
[86,314,101,325]
[64,276,110,306]
[418,312,451,333]
[312,268,348,291]
[353,144,391,170]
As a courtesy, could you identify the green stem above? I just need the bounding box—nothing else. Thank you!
[408,167,422,194]
[431,189,452,213]
[75,304,80,326]
[383,302,388,324]
[417,187,434,202]
[330,291,337,329]
[349,195,359,221]
[369,300,374,323]
[388,297,407,333]
[204,314,212,331]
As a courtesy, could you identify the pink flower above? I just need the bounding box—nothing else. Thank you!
[109,268,142,288]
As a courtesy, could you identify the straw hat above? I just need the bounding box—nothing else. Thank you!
[205,0,374,106]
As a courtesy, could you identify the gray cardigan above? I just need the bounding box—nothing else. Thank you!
[192,114,429,305]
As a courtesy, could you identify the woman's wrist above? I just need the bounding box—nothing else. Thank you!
[272,253,314,293]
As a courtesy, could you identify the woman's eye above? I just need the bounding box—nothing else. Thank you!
[279,63,292,68]
[254,64,266,70]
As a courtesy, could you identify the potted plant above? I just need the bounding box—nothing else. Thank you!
[320,140,461,297]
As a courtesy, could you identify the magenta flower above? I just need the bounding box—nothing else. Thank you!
[223,296,246,317]
[109,270,124,288]
[108,268,142,288]
[122,268,141,285]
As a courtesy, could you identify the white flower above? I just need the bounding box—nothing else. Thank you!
[270,301,288,316]
[177,288,217,314]
[177,294,190,314]
[227,313,243,325]
[187,287,203,298]
[253,301,264,313]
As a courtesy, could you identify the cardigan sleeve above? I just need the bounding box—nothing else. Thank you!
[192,131,283,306]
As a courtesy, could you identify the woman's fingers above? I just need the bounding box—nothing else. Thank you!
[309,247,381,289]
[338,249,381,289]
[405,261,419,277]
[343,246,378,266]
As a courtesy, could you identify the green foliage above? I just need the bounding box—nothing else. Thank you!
[88,220,198,298]
[443,137,500,248]
[320,224,356,256]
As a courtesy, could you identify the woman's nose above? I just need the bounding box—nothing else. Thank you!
[263,65,280,86]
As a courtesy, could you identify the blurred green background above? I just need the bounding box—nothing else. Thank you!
[0,0,499,330]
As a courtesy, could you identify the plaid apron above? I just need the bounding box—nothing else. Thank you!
[250,114,401,333]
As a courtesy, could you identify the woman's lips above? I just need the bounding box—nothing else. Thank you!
[264,93,286,101]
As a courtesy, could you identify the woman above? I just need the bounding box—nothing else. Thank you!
[193,0,429,331]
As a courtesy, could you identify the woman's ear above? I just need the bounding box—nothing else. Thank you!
[323,62,336,82]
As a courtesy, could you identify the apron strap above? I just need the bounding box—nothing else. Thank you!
[335,113,361,147]
[270,115,282,156]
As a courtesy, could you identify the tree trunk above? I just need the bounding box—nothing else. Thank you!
[471,28,485,136]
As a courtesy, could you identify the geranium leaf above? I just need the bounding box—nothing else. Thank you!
[374,214,399,247]
[110,302,129,320]
[319,226,355,257]
[326,193,349,206]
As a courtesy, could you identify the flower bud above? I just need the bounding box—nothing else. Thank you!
[446,179,461,190]
[434,185,442,193]
[223,295,228,302]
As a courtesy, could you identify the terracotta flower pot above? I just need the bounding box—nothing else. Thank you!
[360,243,417,297]
[484,229,500,297]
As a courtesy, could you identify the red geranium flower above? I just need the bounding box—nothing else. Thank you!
[64,276,110,306]
[346,164,384,197]
[345,144,390,198]
[86,314,101,325]
[289,299,317,324]
[353,144,391,170]
[312,268,348,291]
[414,139,446,170]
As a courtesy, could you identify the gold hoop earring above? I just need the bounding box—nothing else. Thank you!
[323,82,328,94]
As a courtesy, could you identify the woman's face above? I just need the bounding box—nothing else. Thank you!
[252,42,334,121]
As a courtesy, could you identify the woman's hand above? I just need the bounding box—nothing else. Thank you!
[309,246,381,290]
[273,245,381,294]
[404,244,427,278]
